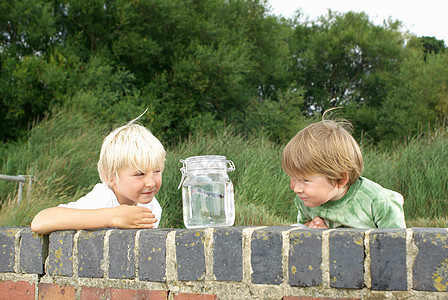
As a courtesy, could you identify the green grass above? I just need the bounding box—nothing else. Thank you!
[1,110,447,228]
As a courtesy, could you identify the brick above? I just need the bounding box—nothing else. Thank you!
[370,229,407,291]
[0,227,21,272]
[0,280,34,300]
[283,297,361,300]
[289,229,322,287]
[47,231,75,276]
[109,229,136,279]
[413,228,448,291]
[20,228,47,274]
[176,229,206,281]
[329,229,364,288]
[111,288,168,300]
[138,229,169,282]
[38,283,75,300]
[78,230,105,278]
[174,293,218,300]
[213,227,243,281]
[80,287,168,300]
[80,286,109,299]
[251,227,287,285]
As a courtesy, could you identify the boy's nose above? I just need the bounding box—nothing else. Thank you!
[291,181,303,194]
[293,185,303,194]
[145,175,155,187]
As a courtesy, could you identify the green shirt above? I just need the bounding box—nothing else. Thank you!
[295,177,406,228]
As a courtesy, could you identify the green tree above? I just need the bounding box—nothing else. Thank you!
[377,49,448,144]
[290,10,405,113]
[0,0,56,57]
[407,36,446,62]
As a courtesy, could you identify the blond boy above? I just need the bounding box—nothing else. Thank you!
[31,120,165,234]
[282,119,406,229]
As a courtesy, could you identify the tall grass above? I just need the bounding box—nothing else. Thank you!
[0,110,447,228]
[362,129,448,227]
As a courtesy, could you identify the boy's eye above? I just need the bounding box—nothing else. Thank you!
[153,169,161,174]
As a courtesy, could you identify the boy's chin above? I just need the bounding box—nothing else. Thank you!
[139,197,154,204]
[138,196,154,204]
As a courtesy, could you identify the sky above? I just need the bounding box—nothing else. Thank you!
[267,0,447,44]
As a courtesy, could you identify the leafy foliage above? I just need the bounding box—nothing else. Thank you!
[0,0,447,146]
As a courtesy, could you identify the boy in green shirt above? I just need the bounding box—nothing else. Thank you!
[281,118,406,229]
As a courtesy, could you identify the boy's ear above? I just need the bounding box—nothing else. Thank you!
[102,173,116,187]
[337,172,349,188]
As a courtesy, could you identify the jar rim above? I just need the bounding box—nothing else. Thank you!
[184,155,227,162]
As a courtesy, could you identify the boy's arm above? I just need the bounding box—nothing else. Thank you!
[31,205,157,234]
[373,192,406,228]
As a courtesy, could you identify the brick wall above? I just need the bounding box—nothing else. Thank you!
[1,226,447,299]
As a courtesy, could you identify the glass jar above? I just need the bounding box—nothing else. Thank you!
[178,155,235,229]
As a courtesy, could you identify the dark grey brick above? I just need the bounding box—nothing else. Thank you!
[413,228,448,291]
[78,230,105,278]
[176,229,205,281]
[20,228,47,274]
[251,227,286,285]
[47,231,75,276]
[213,227,243,281]
[0,227,21,272]
[289,229,322,287]
[109,229,136,279]
[370,229,407,291]
[139,229,170,282]
[329,229,365,288]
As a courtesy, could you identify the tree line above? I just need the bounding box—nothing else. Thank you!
[1,0,447,147]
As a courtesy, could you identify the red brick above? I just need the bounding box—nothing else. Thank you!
[80,286,110,299]
[283,297,361,300]
[0,281,34,300]
[80,287,168,300]
[174,293,218,300]
[111,288,168,300]
[38,283,75,300]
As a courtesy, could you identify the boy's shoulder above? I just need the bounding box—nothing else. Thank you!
[352,177,403,204]
[58,182,119,209]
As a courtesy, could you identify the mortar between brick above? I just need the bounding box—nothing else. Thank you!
[103,230,112,279]
[204,228,214,281]
[165,230,178,288]
[407,228,416,291]
[135,230,141,280]
[364,229,373,289]
[13,228,24,273]
[321,229,332,288]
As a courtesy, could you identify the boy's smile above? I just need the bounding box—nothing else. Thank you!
[290,174,347,207]
[109,166,163,206]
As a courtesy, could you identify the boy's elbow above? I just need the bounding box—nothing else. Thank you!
[30,222,40,234]
[30,213,51,234]
[30,218,45,234]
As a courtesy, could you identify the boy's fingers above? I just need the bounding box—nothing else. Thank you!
[313,217,323,225]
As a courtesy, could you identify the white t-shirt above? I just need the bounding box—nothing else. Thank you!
[58,182,162,228]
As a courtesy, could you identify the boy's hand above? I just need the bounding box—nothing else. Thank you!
[308,216,328,229]
[111,205,157,229]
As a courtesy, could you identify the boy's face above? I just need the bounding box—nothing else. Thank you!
[290,174,346,207]
[109,166,162,206]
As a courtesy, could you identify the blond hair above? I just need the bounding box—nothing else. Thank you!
[97,121,165,183]
[282,119,363,186]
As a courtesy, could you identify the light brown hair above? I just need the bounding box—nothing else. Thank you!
[282,118,363,186]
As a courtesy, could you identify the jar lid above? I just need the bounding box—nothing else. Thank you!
[178,155,235,189]
[182,155,228,171]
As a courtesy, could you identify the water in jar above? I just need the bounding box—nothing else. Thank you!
[182,181,234,228]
